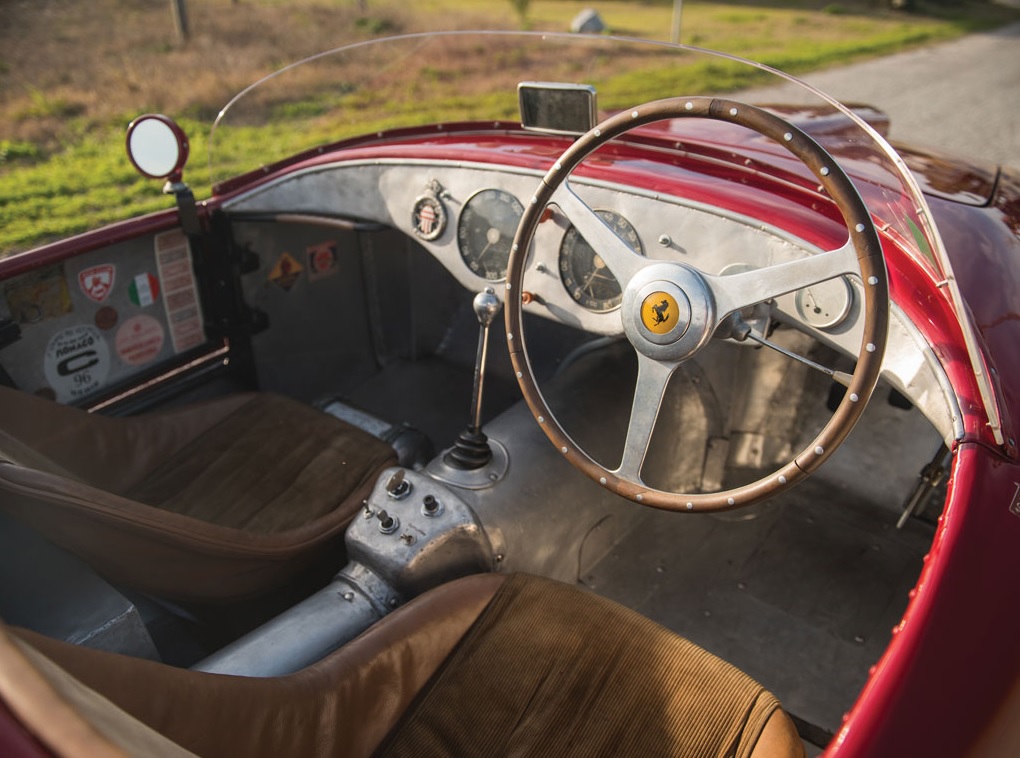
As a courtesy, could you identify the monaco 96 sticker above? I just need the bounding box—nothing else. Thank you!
[43,325,111,402]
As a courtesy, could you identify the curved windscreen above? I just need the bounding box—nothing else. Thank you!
[211,32,941,274]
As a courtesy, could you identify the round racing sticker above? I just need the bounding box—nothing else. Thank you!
[115,314,166,366]
[44,325,111,402]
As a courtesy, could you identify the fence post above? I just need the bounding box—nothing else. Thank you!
[671,0,683,44]
[170,0,190,43]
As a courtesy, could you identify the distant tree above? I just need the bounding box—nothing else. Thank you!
[509,0,531,29]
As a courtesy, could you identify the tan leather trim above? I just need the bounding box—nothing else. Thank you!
[748,709,807,758]
[0,624,174,758]
[329,572,507,757]
[8,573,506,758]
[0,464,365,555]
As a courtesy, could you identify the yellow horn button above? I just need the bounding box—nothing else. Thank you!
[641,292,680,334]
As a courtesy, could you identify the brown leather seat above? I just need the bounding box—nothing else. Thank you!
[0,386,396,601]
[0,573,804,758]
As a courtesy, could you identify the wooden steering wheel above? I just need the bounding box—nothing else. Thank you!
[505,97,889,512]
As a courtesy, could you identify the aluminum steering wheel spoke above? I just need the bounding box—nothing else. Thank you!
[613,353,678,484]
[706,237,859,322]
[550,183,647,287]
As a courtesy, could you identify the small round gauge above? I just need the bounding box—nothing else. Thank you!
[794,277,854,329]
[559,210,642,312]
[457,189,525,281]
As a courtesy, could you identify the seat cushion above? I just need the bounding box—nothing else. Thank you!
[0,390,396,600]
[123,393,393,534]
[376,574,798,758]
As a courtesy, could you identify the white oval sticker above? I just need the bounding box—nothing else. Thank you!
[43,325,111,402]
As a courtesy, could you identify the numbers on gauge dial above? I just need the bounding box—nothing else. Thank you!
[559,210,642,312]
[457,189,525,281]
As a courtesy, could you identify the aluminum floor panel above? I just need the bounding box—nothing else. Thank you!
[583,477,933,745]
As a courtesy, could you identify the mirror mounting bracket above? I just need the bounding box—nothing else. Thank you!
[164,180,202,238]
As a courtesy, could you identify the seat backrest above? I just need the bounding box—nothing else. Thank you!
[0,384,254,494]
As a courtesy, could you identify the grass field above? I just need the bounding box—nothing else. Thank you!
[1,0,1017,256]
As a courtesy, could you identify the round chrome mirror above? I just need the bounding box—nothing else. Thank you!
[126,114,189,181]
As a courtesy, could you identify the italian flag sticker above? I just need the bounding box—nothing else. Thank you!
[129,273,160,307]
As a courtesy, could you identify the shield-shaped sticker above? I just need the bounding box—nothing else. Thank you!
[79,264,116,303]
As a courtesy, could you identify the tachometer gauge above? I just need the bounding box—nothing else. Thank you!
[457,189,525,281]
[559,210,642,312]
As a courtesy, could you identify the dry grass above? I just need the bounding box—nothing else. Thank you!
[0,0,428,148]
[2,0,1015,151]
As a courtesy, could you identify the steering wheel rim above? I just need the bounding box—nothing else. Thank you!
[505,97,889,512]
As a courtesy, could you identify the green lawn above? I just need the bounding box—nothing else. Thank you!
[1,0,1016,256]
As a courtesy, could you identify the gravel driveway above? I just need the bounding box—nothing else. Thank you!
[739,21,1020,170]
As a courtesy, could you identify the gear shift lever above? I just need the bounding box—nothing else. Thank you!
[444,288,502,470]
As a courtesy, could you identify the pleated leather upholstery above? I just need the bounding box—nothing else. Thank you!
[0,387,396,601]
[123,394,389,534]
[377,574,790,758]
[1,574,802,758]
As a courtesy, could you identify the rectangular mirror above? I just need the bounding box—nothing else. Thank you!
[518,82,597,136]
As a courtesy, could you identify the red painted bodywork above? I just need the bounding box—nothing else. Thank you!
[834,444,1020,756]
[0,700,52,758]
[833,166,1020,756]
[3,113,1019,756]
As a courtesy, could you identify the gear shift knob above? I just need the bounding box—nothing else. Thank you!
[473,288,502,329]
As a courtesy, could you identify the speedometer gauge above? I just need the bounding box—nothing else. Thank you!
[559,210,642,312]
[457,189,525,281]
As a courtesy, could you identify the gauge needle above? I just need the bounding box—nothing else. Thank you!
[580,254,610,289]
[583,269,617,294]
[803,288,821,314]
[477,227,501,260]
